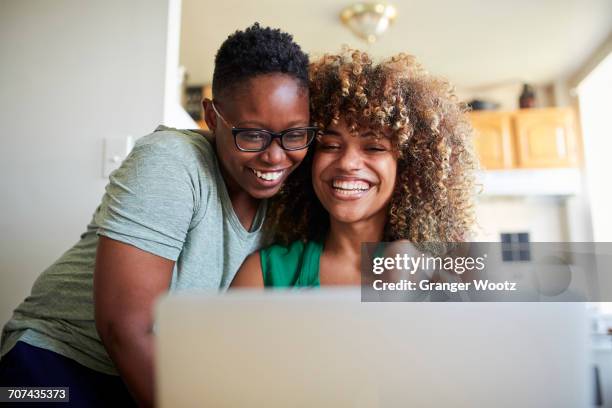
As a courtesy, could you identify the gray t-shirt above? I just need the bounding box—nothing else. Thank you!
[0,126,266,375]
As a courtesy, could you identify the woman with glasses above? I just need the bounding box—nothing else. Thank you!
[206,99,317,189]
[0,23,313,406]
[231,49,476,288]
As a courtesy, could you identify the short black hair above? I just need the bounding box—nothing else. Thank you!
[212,23,309,100]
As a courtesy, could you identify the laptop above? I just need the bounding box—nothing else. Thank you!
[155,289,590,407]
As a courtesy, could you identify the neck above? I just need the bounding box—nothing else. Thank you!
[325,211,386,258]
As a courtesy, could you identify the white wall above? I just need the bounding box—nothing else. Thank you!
[473,196,569,242]
[0,0,171,325]
[578,53,612,242]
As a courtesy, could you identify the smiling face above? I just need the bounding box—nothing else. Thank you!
[204,73,310,200]
[312,119,398,225]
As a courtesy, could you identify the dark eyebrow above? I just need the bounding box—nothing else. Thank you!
[235,120,266,128]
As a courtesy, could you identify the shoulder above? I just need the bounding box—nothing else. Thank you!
[260,240,318,266]
[261,240,307,256]
[133,126,216,168]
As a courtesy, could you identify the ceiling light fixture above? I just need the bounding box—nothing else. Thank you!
[340,2,397,44]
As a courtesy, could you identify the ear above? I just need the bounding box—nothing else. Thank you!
[202,98,217,132]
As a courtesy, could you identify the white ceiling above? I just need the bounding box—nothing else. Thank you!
[179,0,612,89]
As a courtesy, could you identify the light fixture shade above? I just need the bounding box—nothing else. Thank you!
[340,3,397,43]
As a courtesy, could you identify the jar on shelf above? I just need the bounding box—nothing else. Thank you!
[519,84,536,109]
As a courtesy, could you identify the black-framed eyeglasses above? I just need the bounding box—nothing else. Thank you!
[211,101,318,152]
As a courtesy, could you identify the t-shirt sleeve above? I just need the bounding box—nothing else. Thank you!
[95,139,201,261]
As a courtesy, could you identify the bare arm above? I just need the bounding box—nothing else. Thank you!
[230,252,264,288]
[94,236,174,407]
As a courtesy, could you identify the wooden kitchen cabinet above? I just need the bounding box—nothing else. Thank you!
[197,119,208,130]
[468,107,579,169]
[513,108,579,168]
[469,111,515,170]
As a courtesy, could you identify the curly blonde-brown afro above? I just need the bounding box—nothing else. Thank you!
[265,48,477,245]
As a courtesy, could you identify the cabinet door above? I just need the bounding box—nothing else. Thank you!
[469,112,514,170]
[514,108,578,168]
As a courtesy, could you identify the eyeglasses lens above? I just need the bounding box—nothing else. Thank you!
[235,129,315,151]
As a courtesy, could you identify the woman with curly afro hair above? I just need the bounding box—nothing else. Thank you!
[232,48,477,287]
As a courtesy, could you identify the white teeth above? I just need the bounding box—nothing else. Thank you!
[332,179,371,196]
[334,188,363,196]
[252,168,283,181]
[332,180,370,191]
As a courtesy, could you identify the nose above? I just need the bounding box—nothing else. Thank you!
[336,145,363,171]
[259,139,287,165]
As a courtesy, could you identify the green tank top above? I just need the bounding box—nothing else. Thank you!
[260,240,323,287]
